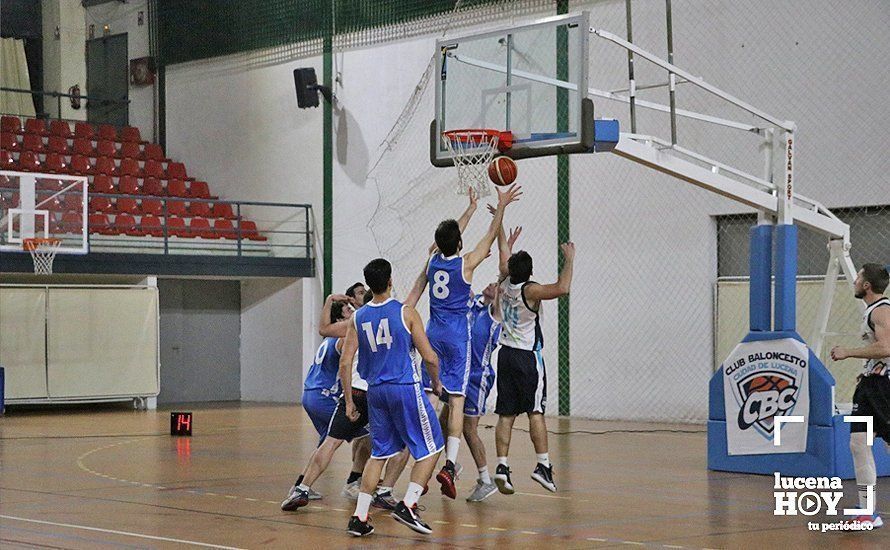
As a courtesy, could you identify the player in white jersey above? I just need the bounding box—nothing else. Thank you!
[831,263,890,529]
[492,221,574,495]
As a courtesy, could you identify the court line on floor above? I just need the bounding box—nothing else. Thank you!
[0,515,245,550]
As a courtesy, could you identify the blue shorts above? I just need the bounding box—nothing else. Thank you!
[464,351,496,417]
[301,388,339,445]
[428,335,471,396]
[367,383,445,461]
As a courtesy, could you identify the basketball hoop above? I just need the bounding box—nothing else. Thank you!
[23,238,62,275]
[442,129,512,196]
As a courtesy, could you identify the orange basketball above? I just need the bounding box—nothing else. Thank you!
[488,156,517,186]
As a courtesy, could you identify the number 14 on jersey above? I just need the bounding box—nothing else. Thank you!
[362,319,393,352]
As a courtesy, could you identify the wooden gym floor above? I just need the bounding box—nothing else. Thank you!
[1,402,888,549]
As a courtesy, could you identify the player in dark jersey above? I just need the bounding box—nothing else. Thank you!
[343,259,445,536]
[831,263,890,529]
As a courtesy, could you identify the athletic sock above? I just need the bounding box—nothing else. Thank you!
[346,471,362,484]
[404,482,423,508]
[297,483,310,492]
[536,453,550,468]
[859,485,871,510]
[295,474,304,486]
[497,456,508,467]
[478,467,491,485]
[446,436,461,464]
[376,485,393,495]
[354,492,372,521]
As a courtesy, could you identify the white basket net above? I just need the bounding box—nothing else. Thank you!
[442,130,502,197]
[24,238,62,275]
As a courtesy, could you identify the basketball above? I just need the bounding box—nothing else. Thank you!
[488,156,517,186]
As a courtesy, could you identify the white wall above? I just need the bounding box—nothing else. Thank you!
[85,0,154,139]
[42,0,87,121]
[240,278,303,402]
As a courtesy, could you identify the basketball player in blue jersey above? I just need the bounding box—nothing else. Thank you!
[463,283,502,502]
[831,263,890,529]
[342,258,445,537]
[492,220,574,495]
[428,183,522,499]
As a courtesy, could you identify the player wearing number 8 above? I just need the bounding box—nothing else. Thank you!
[426,184,522,499]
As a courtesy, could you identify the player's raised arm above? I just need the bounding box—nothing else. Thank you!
[464,184,522,272]
[406,305,441,395]
[319,293,351,337]
[338,318,359,419]
[428,190,478,254]
[404,258,430,308]
[525,242,575,306]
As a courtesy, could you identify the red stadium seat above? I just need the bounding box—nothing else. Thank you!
[143,143,166,162]
[95,157,117,176]
[142,177,164,197]
[213,218,237,239]
[1,131,20,152]
[141,198,163,216]
[239,220,268,241]
[167,179,187,197]
[50,120,72,139]
[139,215,164,237]
[1,150,17,170]
[60,211,83,234]
[22,133,45,153]
[188,181,210,199]
[210,203,236,219]
[18,151,41,171]
[186,217,213,238]
[63,192,83,212]
[73,138,96,157]
[88,213,111,234]
[75,122,95,140]
[69,155,93,176]
[1,116,21,134]
[118,141,141,159]
[47,135,70,155]
[44,153,67,173]
[167,162,187,180]
[90,174,114,194]
[143,159,164,179]
[90,196,114,213]
[120,126,142,143]
[97,124,117,142]
[188,201,210,218]
[118,175,139,195]
[119,158,141,177]
[166,200,187,217]
[166,216,186,237]
[24,118,48,136]
[97,140,117,158]
[114,213,138,234]
[115,197,139,215]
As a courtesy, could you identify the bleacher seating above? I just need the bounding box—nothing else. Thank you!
[0,116,268,244]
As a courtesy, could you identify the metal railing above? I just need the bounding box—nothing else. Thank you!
[0,87,130,122]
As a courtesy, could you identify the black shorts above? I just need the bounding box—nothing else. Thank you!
[326,389,370,442]
[495,346,547,416]
[851,375,890,440]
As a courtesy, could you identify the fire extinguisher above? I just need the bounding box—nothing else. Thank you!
[69,85,81,110]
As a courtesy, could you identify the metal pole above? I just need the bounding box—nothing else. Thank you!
[665,0,677,145]
[236,203,242,257]
[625,0,637,133]
[506,33,513,131]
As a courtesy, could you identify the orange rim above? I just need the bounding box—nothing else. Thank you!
[443,129,513,150]
[23,237,62,251]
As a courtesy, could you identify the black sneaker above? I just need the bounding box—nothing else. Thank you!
[347,515,374,537]
[531,462,556,492]
[436,460,457,499]
[280,486,309,511]
[372,489,398,510]
[494,464,514,495]
[390,501,432,534]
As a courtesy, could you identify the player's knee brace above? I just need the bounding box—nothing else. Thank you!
[850,432,877,485]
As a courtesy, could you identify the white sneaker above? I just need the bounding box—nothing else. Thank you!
[307,487,323,501]
[341,479,361,500]
[466,480,497,502]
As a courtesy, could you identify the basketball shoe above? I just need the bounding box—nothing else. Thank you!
[494,464,514,495]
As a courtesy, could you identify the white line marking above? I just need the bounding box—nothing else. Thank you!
[0,514,246,550]
[434,520,450,525]
[331,508,347,512]
[489,527,507,531]
[587,538,607,542]
[663,545,685,549]
[515,491,570,500]
[620,542,644,546]
[245,498,258,502]
[520,530,538,535]
[460,523,478,528]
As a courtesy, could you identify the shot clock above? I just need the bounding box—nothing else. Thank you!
[170,412,193,436]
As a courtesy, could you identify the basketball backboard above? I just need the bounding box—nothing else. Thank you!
[0,171,88,255]
[431,12,593,166]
